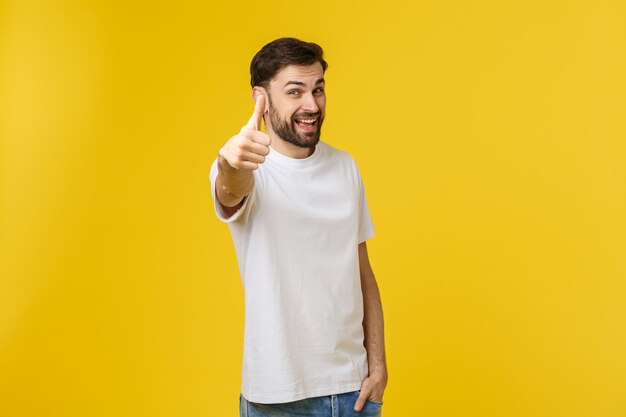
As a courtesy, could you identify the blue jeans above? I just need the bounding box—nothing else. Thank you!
[239,391,383,417]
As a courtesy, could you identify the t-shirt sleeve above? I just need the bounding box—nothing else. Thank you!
[356,164,375,243]
[209,157,254,223]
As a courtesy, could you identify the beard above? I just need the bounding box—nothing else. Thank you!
[267,96,323,149]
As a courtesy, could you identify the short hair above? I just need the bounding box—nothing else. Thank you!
[250,37,328,88]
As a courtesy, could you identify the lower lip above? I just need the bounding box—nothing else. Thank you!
[295,120,317,132]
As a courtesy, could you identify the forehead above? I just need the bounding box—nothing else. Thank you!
[270,63,325,87]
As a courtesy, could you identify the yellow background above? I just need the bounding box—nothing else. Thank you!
[1,0,625,416]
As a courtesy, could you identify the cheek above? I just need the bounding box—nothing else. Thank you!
[286,106,300,120]
[317,97,327,111]
[273,106,292,121]
[273,101,292,115]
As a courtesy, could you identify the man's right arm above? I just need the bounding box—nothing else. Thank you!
[215,94,270,215]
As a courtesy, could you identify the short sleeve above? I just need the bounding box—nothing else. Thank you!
[209,157,254,224]
[356,165,375,243]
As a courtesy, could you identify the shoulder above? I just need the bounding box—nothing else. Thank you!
[317,142,363,191]
[318,141,357,168]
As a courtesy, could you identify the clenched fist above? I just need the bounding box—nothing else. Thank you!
[219,94,271,171]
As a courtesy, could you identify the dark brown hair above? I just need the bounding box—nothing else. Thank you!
[250,38,328,88]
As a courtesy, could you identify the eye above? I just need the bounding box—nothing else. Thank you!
[314,87,325,94]
[288,90,300,96]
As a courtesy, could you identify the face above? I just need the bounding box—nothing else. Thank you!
[263,63,326,149]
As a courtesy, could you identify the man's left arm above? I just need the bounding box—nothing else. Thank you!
[354,241,388,411]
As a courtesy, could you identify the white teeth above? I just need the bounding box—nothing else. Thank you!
[297,119,315,124]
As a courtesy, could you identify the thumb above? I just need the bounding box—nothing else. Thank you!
[246,94,266,131]
[354,389,369,412]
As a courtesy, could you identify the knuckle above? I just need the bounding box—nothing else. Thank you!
[238,130,251,141]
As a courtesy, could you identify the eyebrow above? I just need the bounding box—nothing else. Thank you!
[282,78,325,88]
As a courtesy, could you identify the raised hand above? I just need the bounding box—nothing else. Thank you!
[219,94,271,171]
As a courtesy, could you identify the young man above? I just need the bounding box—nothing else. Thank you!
[209,38,387,417]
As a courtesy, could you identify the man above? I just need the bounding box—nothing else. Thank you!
[209,38,387,417]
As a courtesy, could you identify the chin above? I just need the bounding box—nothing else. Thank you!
[293,136,320,149]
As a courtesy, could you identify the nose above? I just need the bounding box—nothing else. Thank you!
[301,93,319,113]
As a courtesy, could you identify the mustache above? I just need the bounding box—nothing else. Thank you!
[292,112,322,119]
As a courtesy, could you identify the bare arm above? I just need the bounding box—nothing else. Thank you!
[354,241,388,411]
[215,155,253,216]
[215,93,270,216]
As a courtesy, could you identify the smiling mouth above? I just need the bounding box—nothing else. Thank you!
[294,116,319,131]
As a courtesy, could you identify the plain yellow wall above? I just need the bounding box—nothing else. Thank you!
[1,0,625,416]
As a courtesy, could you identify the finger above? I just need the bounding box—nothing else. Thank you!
[229,160,259,171]
[238,150,266,164]
[354,389,370,412]
[240,141,270,156]
[225,147,267,167]
[238,128,271,147]
[246,94,266,131]
[248,130,271,147]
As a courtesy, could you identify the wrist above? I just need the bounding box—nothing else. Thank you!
[217,155,253,199]
[368,367,388,381]
[218,153,236,173]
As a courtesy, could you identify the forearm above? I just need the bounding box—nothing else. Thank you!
[216,154,254,207]
[362,271,388,378]
[354,236,387,409]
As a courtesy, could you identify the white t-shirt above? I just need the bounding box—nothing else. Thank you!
[209,141,375,404]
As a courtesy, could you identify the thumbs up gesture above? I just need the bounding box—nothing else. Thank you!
[215,95,270,207]
[219,94,271,171]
